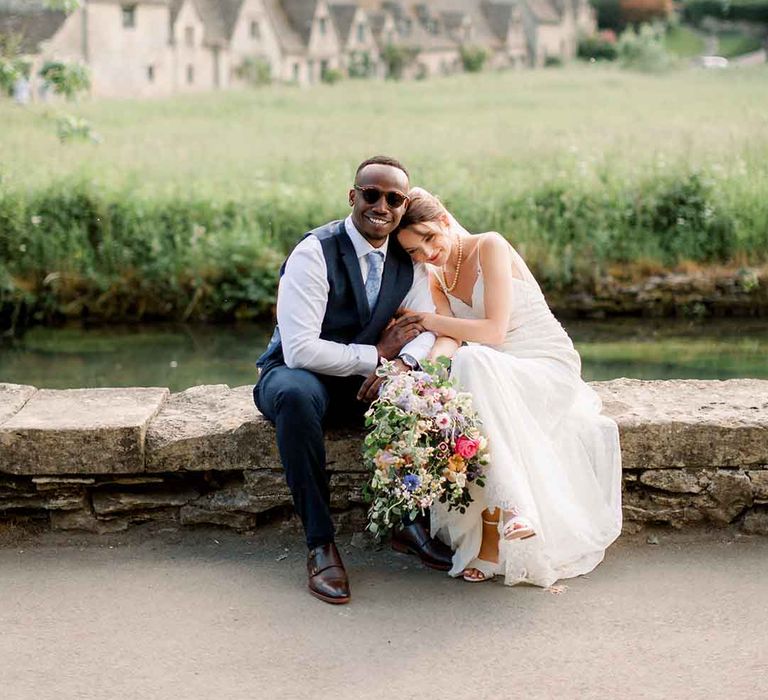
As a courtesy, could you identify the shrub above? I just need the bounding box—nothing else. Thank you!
[39,61,90,100]
[348,51,375,78]
[460,45,488,72]
[683,0,768,25]
[381,44,418,80]
[578,34,619,60]
[544,55,564,67]
[321,67,343,84]
[235,57,271,86]
[618,23,676,72]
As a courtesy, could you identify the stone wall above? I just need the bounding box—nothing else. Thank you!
[1,379,767,537]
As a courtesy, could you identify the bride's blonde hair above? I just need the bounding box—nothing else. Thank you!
[399,187,450,230]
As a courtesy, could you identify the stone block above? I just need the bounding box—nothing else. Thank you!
[179,506,257,531]
[699,470,753,523]
[0,383,37,425]
[0,387,168,475]
[748,471,768,501]
[742,508,768,535]
[595,379,768,469]
[639,469,703,494]
[145,385,279,472]
[188,481,292,515]
[91,487,200,516]
[50,508,130,533]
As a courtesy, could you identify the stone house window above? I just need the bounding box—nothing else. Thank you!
[122,4,136,29]
[293,62,300,81]
[187,64,194,84]
[357,22,365,43]
[147,65,154,82]
[185,26,194,47]
[319,17,327,35]
[250,20,260,39]
[308,59,314,82]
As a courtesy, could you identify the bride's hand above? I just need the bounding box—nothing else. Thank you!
[396,307,434,331]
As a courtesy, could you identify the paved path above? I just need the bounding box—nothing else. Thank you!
[1,527,767,700]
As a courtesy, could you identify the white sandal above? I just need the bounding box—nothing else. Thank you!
[462,557,500,583]
[502,510,536,541]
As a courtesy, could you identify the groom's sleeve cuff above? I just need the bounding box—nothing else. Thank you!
[355,344,380,376]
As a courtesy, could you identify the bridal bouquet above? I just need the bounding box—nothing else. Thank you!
[362,358,488,537]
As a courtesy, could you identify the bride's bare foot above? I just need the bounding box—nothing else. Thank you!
[462,509,501,582]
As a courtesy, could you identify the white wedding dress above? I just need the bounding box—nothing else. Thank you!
[431,240,623,588]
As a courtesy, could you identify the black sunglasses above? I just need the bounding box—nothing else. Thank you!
[354,185,409,208]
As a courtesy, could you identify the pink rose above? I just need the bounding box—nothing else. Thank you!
[455,436,480,459]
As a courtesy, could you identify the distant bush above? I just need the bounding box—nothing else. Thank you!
[348,51,375,78]
[382,44,418,80]
[235,57,271,86]
[618,23,676,71]
[578,33,619,60]
[460,45,488,72]
[39,61,90,100]
[321,67,343,84]
[54,115,100,144]
[544,55,564,67]
[683,0,768,25]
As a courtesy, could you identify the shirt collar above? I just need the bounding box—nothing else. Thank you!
[344,215,389,260]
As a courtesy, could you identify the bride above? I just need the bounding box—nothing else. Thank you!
[396,188,623,586]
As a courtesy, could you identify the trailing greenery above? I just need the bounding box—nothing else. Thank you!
[1,170,765,330]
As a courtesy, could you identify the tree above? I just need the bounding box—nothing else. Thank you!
[39,60,91,100]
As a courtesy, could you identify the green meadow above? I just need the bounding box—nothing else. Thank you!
[1,64,767,326]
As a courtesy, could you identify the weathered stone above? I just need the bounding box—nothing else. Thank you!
[326,429,366,472]
[92,488,199,515]
[329,472,367,509]
[179,506,257,531]
[243,469,292,501]
[0,387,169,475]
[595,379,768,469]
[145,385,279,472]
[189,482,292,515]
[32,477,96,492]
[742,509,768,535]
[96,476,166,486]
[748,471,768,501]
[0,383,37,425]
[50,509,129,533]
[640,469,703,494]
[699,470,753,523]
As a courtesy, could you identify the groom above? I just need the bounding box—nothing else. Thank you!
[254,156,453,604]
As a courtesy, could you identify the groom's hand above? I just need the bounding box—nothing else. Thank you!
[357,358,408,403]
[376,313,424,360]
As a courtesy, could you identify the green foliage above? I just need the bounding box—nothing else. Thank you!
[39,61,90,100]
[544,55,564,67]
[662,25,706,58]
[347,51,374,78]
[459,45,488,72]
[234,57,271,86]
[683,0,768,25]
[0,33,30,96]
[381,43,418,79]
[321,67,343,84]
[618,23,676,72]
[44,0,81,11]
[716,30,763,57]
[578,34,619,61]
[591,0,627,30]
[55,115,100,143]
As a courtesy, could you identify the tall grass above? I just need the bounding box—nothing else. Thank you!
[1,65,767,328]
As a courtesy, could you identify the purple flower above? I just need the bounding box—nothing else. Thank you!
[403,474,421,492]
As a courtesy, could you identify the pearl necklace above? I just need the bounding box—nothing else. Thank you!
[443,233,463,292]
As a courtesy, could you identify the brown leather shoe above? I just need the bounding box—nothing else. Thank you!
[391,521,453,571]
[307,543,350,605]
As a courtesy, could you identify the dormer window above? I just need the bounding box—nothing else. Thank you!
[185,26,194,47]
[357,22,365,42]
[250,20,260,39]
[122,4,136,28]
[319,17,327,35]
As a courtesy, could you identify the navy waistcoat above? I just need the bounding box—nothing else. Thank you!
[256,220,415,377]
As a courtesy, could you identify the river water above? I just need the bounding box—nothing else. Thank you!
[1,318,766,392]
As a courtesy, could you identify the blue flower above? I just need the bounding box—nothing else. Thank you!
[403,474,421,492]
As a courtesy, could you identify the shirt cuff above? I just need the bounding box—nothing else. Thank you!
[354,344,380,376]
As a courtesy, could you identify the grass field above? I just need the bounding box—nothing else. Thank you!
[1,64,767,326]
[717,30,764,57]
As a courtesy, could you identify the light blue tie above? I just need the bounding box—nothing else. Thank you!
[364,251,384,314]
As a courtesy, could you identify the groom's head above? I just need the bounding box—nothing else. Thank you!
[349,156,410,245]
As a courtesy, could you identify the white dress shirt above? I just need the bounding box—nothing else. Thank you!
[276,216,436,377]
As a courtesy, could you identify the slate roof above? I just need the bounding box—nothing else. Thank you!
[280,0,318,45]
[524,0,561,24]
[0,0,67,54]
[262,0,305,52]
[328,3,357,43]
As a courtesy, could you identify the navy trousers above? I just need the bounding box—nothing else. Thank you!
[254,366,367,549]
